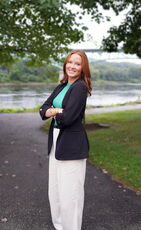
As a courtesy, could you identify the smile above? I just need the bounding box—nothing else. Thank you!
[68,70,76,73]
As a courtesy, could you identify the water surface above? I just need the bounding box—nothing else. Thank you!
[0,83,141,108]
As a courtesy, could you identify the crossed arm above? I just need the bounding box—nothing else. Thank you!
[45,107,63,118]
[40,82,87,127]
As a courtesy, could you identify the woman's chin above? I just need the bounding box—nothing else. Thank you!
[68,75,79,79]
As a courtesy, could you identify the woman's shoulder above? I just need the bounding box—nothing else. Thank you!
[70,80,87,97]
[54,82,66,90]
[72,79,87,91]
[57,79,86,92]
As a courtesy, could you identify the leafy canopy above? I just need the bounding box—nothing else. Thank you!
[0,0,84,65]
[0,0,141,65]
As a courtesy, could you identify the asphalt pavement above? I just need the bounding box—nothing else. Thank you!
[0,112,141,230]
[86,103,141,114]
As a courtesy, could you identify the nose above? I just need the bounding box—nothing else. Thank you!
[70,62,75,68]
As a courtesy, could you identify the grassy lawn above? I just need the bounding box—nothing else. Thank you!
[86,109,141,193]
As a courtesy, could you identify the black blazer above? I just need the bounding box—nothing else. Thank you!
[39,79,89,160]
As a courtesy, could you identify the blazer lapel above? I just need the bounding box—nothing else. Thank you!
[53,83,67,98]
[62,79,81,108]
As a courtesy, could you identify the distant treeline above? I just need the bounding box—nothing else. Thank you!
[0,60,60,83]
[90,61,141,83]
[0,59,141,83]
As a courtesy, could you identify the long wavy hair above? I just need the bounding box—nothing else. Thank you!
[60,50,92,96]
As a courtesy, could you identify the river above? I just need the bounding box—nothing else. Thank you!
[0,82,141,108]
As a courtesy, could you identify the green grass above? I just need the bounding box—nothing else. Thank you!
[86,109,141,193]
[0,106,40,113]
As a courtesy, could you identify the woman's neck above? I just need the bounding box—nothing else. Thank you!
[68,77,79,84]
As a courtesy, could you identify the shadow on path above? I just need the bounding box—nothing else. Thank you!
[0,113,141,230]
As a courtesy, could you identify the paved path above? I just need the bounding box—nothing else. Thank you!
[86,103,141,114]
[0,113,141,230]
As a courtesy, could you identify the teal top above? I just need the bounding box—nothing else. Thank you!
[53,83,72,126]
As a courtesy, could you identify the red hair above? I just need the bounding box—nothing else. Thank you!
[60,50,92,96]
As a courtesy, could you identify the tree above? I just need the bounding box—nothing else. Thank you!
[0,0,85,65]
[67,0,141,58]
[0,0,141,65]
[101,1,141,58]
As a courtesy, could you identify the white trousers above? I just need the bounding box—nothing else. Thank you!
[48,128,86,230]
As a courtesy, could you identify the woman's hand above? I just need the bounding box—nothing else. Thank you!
[53,108,63,119]
[45,107,63,118]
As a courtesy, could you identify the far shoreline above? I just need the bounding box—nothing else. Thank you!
[0,80,141,87]
[0,100,141,113]
[0,82,58,86]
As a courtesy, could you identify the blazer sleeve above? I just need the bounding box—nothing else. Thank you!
[39,84,60,120]
[55,82,87,128]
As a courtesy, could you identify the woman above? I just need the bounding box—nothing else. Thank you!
[39,50,92,230]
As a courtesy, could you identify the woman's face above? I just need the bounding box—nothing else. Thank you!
[65,54,82,82]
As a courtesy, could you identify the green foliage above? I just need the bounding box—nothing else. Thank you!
[0,59,60,82]
[0,0,140,65]
[101,1,141,57]
[0,0,84,65]
[69,0,141,57]
[0,59,140,83]
[90,61,141,83]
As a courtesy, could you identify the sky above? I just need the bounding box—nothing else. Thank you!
[68,4,141,64]
[68,4,126,49]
